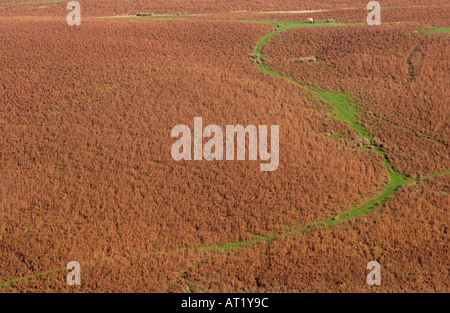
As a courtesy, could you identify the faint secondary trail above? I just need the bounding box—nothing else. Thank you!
[406,38,423,84]
[1,19,449,290]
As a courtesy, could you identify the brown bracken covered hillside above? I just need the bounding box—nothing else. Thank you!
[0,0,448,292]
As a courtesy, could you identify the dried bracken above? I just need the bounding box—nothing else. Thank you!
[0,0,448,293]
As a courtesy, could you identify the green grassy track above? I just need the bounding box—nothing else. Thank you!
[424,26,450,34]
[251,20,449,238]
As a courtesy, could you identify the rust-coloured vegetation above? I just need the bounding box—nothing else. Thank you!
[0,0,448,292]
